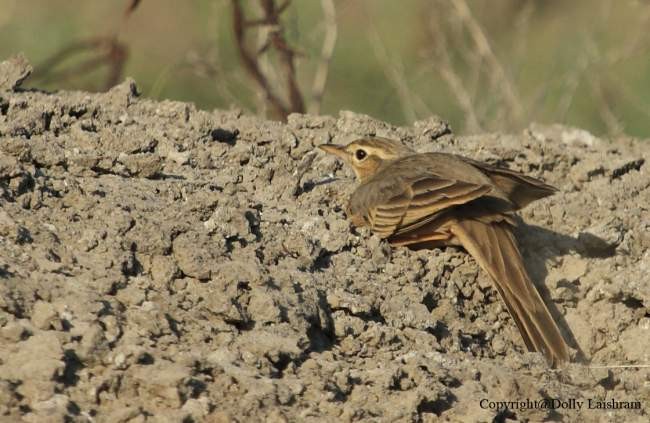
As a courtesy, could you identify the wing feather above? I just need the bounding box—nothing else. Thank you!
[348,170,493,238]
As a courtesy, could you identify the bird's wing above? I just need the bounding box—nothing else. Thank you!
[456,156,558,209]
[347,170,493,238]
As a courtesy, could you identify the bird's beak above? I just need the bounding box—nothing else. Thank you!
[318,144,348,161]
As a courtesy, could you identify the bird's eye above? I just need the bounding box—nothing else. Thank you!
[355,149,367,161]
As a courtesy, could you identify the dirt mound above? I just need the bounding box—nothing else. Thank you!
[1,55,648,421]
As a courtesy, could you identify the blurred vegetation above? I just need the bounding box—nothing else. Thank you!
[1,0,650,137]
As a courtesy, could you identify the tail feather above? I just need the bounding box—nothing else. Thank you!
[450,219,570,366]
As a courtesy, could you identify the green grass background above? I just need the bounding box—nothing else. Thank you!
[1,0,649,137]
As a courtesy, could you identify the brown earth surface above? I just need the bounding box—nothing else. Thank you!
[1,54,649,422]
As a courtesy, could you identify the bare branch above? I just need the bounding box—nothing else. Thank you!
[184,50,245,110]
[231,0,289,119]
[123,0,142,19]
[309,0,337,115]
[555,55,590,122]
[428,14,481,132]
[32,38,127,90]
[370,30,418,123]
[588,74,624,136]
[230,0,305,120]
[259,0,305,114]
[449,0,523,124]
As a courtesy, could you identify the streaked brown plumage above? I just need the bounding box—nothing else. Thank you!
[319,137,570,366]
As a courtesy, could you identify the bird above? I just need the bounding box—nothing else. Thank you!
[318,136,570,367]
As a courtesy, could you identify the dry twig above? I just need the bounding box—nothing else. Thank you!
[183,50,246,110]
[309,0,337,115]
[427,16,481,132]
[369,31,418,123]
[588,74,624,135]
[231,0,305,120]
[32,0,140,90]
[32,38,127,90]
[449,0,523,124]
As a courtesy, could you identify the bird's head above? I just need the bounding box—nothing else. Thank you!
[318,137,415,181]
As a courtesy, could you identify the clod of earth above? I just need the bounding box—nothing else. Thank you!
[0,55,649,421]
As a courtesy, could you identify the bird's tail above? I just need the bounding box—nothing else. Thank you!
[450,219,570,366]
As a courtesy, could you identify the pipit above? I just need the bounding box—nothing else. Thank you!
[319,137,570,366]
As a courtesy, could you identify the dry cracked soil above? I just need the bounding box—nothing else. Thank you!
[1,54,649,422]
